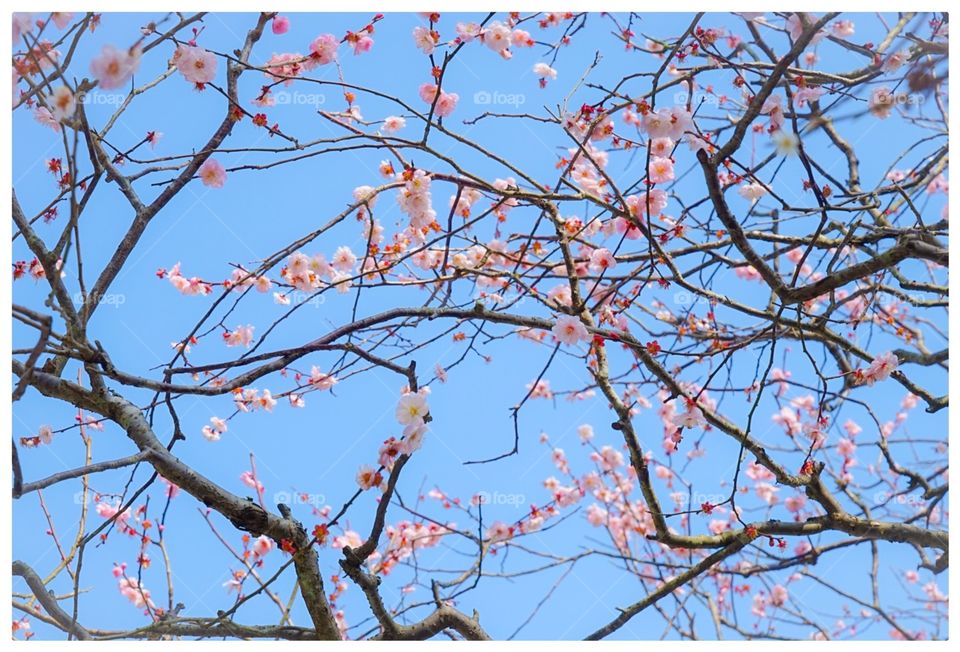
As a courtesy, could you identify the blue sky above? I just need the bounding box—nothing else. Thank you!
[12,12,948,640]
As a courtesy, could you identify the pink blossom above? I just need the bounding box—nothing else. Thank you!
[434,91,459,117]
[760,95,785,131]
[486,521,513,542]
[309,367,337,391]
[37,425,53,445]
[860,351,899,385]
[883,52,906,73]
[306,34,338,68]
[627,189,668,218]
[770,584,789,607]
[511,29,534,48]
[401,424,427,454]
[836,438,856,458]
[118,577,155,610]
[771,368,791,396]
[202,416,228,442]
[785,13,825,44]
[785,495,806,513]
[332,529,363,550]
[272,16,290,35]
[793,86,824,107]
[738,182,767,202]
[552,315,589,346]
[735,265,762,282]
[526,379,553,399]
[641,108,674,138]
[255,389,277,412]
[240,471,264,492]
[356,464,381,490]
[832,20,855,37]
[33,106,60,132]
[396,390,430,429]
[481,21,512,57]
[709,519,729,535]
[350,34,374,56]
[223,324,254,348]
[655,465,674,484]
[90,45,141,90]
[198,158,226,188]
[176,46,217,85]
[672,405,706,430]
[586,504,607,526]
[13,13,33,42]
[331,246,357,272]
[263,52,303,85]
[49,86,75,122]
[755,482,779,505]
[253,535,274,556]
[577,423,594,443]
[94,502,115,521]
[412,25,438,54]
[647,156,675,184]
[614,217,643,240]
[746,462,775,482]
[533,62,557,81]
[588,248,617,273]
[382,115,406,132]
[648,137,673,157]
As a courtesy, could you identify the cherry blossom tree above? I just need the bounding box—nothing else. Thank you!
[11,11,948,641]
